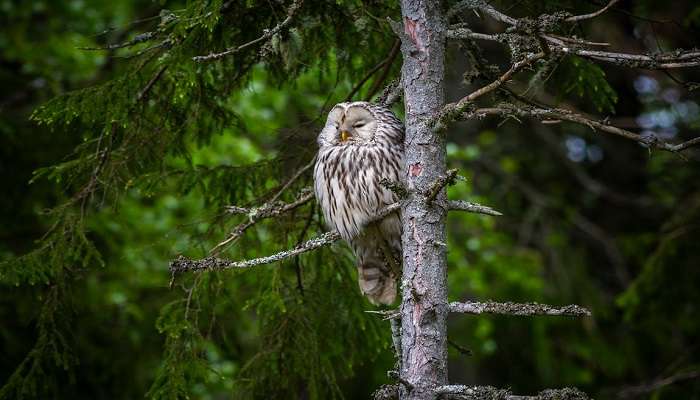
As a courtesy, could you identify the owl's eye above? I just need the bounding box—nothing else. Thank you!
[353,122,366,128]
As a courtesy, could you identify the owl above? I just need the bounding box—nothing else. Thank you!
[313,101,405,305]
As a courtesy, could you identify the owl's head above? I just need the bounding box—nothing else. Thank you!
[317,102,379,147]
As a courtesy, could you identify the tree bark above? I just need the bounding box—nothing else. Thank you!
[397,1,448,399]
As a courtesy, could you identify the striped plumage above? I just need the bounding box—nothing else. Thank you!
[313,102,405,305]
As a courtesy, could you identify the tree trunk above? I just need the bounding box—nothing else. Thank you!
[397,1,448,399]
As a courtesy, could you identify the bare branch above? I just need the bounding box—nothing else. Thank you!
[565,0,620,22]
[171,230,340,274]
[543,35,700,69]
[446,28,502,42]
[448,200,502,216]
[192,0,303,62]
[366,39,402,101]
[173,201,401,274]
[468,105,700,153]
[448,0,517,25]
[172,195,501,274]
[346,46,396,103]
[449,301,591,317]
[435,385,590,400]
[545,34,610,47]
[619,370,700,398]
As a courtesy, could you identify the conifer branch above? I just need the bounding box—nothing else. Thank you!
[448,301,591,316]
[192,0,303,62]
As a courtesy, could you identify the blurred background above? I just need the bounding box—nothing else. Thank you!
[1,0,699,399]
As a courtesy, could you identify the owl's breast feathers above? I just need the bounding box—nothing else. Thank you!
[314,141,403,240]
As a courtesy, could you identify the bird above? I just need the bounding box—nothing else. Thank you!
[313,101,405,305]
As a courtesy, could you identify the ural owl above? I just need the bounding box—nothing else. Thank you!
[314,102,405,305]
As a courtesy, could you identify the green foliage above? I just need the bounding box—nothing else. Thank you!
[552,56,618,113]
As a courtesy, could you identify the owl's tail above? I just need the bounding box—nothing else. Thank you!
[357,260,397,305]
[352,224,401,305]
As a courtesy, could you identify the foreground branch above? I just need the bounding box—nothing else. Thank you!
[449,301,591,316]
[171,198,500,274]
[171,230,341,274]
[192,0,303,62]
[435,385,589,400]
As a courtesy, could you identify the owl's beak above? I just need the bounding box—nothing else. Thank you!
[340,130,352,141]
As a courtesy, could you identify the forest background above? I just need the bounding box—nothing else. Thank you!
[1,0,699,399]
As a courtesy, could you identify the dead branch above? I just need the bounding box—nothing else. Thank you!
[468,105,700,153]
[211,157,316,255]
[618,370,700,398]
[171,230,340,274]
[449,301,591,317]
[192,0,303,62]
[448,200,502,216]
[171,197,501,274]
[448,0,517,25]
[544,35,700,69]
[435,385,590,399]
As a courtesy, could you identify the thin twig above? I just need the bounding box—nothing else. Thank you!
[425,169,459,203]
[566,0,620,22]
[448,0,517,25]
[346,39,401,102]
[210,189,314,255]
[366,39,402,101]
[137,65,168,102]
[192,0,303,62]
[434,52,545,128]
